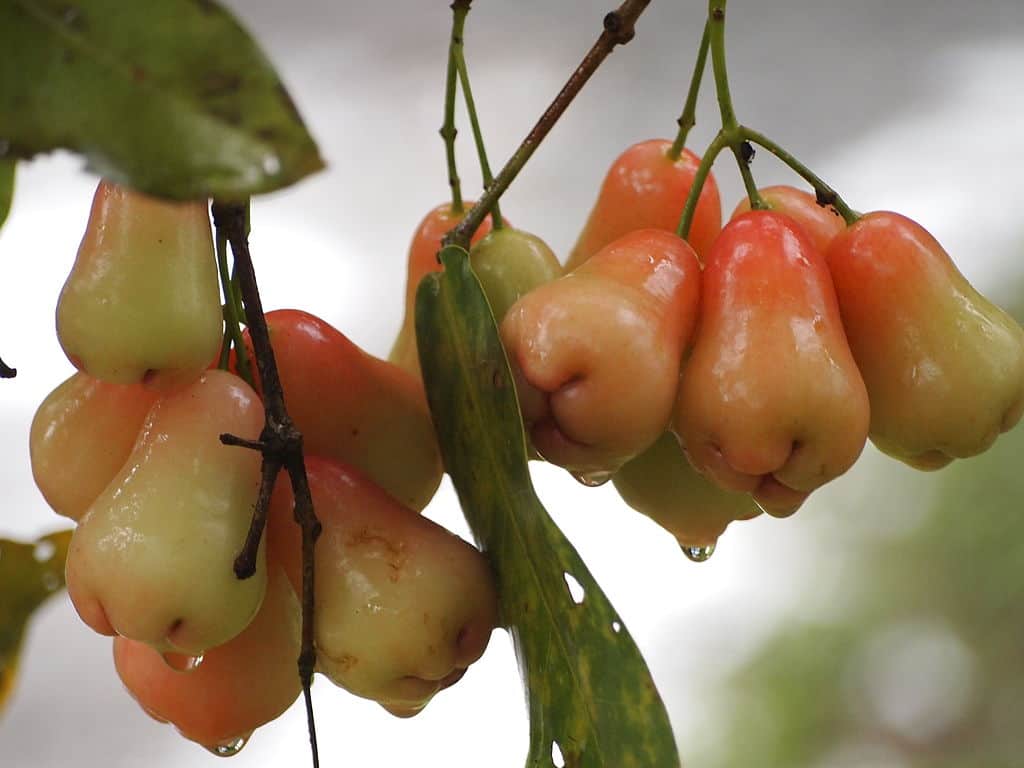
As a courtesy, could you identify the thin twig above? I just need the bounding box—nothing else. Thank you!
[442,0,653,250]
[211,201,322,768]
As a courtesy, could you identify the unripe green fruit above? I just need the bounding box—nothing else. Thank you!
[56,180,222,389]
[469,227,562,322]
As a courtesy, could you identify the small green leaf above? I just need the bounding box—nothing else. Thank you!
[0,159,13,229]
[0,0,323,200]
[416,246,680,768]
[0,529,72,712]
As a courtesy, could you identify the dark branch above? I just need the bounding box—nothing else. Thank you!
[0,356,16,378]
[211,200,322,768]
[442,0,653,250]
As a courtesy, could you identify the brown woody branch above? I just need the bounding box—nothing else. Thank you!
[210,201,322,768]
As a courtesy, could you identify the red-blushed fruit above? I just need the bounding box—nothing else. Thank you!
[238,309,442,511]
[113,567,301,755]
[390,202,497,377]
[501,229,701,477]
[826,211,1024,468]
[731,185,846,255]
[565,139,721,271]
[676,211,869,516]
[56,180,222,390]
[268,456,498,717]
[612,432,761,555]
[66,370,265,655]
[30,372,159,521]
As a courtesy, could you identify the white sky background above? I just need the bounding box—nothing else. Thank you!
[1,1,1023,766]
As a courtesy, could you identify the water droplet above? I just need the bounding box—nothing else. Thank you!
[570,470,612,487]
[206,734,250,758]
[562,572,585,604]
[551,741,566,768]
[161,651,204,672]
[33,540,55,562]
[611,620,622,633]
[681,542,716,563]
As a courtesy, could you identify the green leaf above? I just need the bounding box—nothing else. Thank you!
[0,529,72,712]
[0,159,13,229]
[416,246,680,768]
[0,0,323,200]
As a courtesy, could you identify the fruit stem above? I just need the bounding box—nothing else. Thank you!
[211,200,322,768]
[707,0,766,211]
[741,126,860,225]
[215,228,253,386]
[668,20,710,160]
[441,1,470,214]
[443,0,653,251]
[452,13,504,229]
[677,129,729,243]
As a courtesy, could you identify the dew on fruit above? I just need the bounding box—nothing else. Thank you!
[551,740,566,767]
[562,572,585,604]
[33,540,55,562]
[206,734,250,758]
[161,651,204,672]
[681,542,716,563]
[570,469,612,487]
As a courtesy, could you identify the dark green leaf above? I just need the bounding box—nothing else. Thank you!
[0,159,13,229]
[0,529,72,712]
[0,0,323,200]
[416,246,680,768]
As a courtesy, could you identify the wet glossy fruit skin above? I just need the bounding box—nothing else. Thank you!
[66,370,266,655]
[676,211,870,516]
[469,227,562,322]
[390,202,496,377]
[239,309,443,511]
[501,229,701,475]
[731,185,846,255]
[56,180,222,390]
[113,567,301,752]
[268,456,498,717]
[565,139,721,271]
[613,432,761,548]
[30,373,159,521]
[827,211,1024,469]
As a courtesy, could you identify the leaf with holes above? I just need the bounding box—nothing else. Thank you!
[416,245,680,768]
[0,0,323,200]
[0,529,72,712]
[0,158,13,229]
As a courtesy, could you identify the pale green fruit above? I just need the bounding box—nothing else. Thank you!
[469,227,562,322]
[56,179,222,389]
[66,370,265,655]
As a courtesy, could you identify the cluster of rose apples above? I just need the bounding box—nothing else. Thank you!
[30,181,499,755]
[395,137,1024,561]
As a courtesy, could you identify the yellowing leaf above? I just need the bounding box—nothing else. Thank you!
[0,529,72,713]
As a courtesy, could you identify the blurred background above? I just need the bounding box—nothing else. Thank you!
[2,1,1023,766]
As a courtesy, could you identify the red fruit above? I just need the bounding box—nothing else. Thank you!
[565,139,721,270]
[731,185,846,255]
[676,211,869,516]
[827,211,1024,468]
[238,309,443,511]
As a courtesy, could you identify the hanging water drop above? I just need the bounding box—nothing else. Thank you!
[161,651,204,672]
[681,542,716,563]
[206,734,250,758]
[570,469,612,487]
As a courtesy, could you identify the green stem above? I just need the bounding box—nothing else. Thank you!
[677,129,729,242]
[441,1,471,214]
[215,228,253,387]
[741,126,860,224]
[453,22,503,229]
[707,0,766,210]
[668,20,710,160]
[444,0,652,250]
